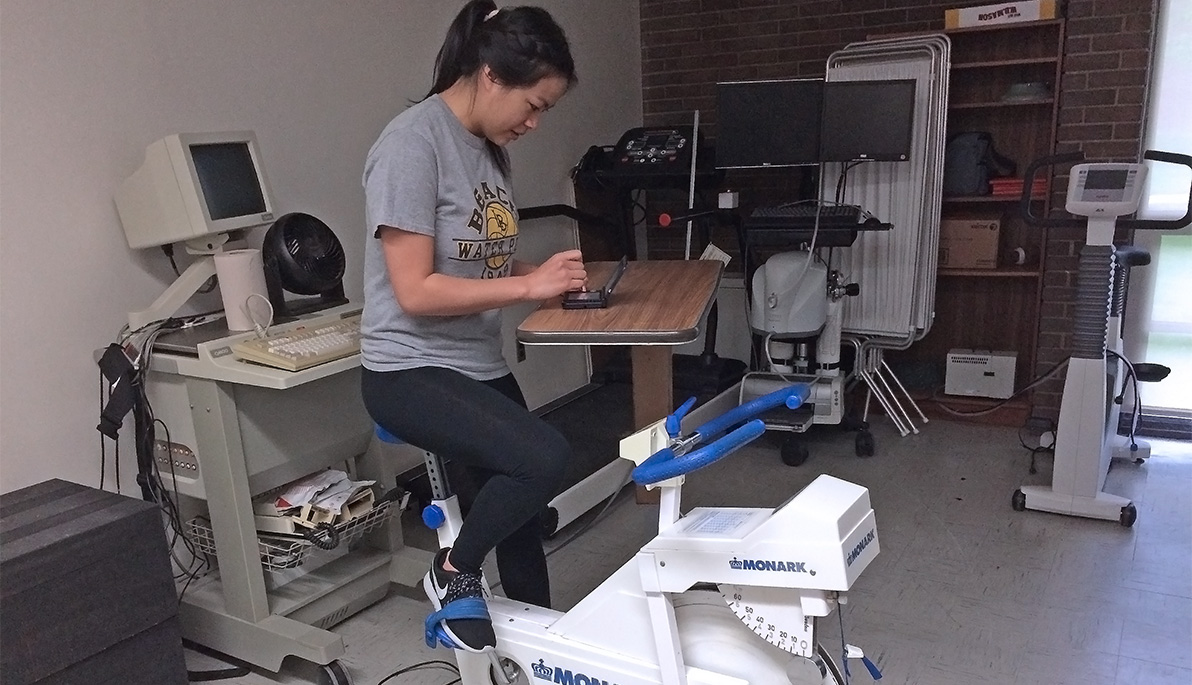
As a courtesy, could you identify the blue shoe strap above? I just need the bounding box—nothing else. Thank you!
[433,597,490,622]
[424,598,490,649]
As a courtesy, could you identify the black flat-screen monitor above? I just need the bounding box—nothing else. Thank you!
[715,78,824,169]
[819,79,917,162]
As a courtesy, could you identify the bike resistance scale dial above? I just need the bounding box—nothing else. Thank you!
[719,584,819,656]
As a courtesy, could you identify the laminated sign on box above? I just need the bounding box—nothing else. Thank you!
[945,1,1058,29]
[939,218,1001,269]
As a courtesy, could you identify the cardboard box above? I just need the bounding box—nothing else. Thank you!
[939,218,1000,269]
[945,1,1058,30]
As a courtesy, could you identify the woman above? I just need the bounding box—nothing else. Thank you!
[360,1,581,653]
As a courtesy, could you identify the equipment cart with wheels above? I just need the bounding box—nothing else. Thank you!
[140,304,431,679]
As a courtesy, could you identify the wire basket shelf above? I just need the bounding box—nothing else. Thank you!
[187,499,394,572]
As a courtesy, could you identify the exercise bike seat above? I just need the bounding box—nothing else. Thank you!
[1114,244,1151,267]
[1132,362,1171,383]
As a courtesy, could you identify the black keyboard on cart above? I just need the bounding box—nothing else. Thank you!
[741,203,888,249]
[745,203,864,228]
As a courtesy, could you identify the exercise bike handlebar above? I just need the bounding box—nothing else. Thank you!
[633,384,811,486]
[692,383,811,442]
[1020,149,1192,230]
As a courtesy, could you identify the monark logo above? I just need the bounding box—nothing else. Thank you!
[729,557,815,576]
[846,529,877,567]
[532,659,619,685]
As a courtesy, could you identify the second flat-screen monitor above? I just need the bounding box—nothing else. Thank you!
[715,78,916,167]
[820,79,917,162]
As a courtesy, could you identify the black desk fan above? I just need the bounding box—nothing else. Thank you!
[262,212,348,321]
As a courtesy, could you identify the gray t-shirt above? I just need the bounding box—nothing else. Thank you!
[361,95,518,379]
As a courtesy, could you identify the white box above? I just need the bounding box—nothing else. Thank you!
[945,1,1058,30]
[945,349,1016,399]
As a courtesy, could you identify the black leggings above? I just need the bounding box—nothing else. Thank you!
[361,366,570,608]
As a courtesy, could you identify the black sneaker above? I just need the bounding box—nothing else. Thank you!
[423,548,496,652]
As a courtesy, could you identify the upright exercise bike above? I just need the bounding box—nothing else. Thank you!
[418,383,883,685]
[1012,150,1192,526]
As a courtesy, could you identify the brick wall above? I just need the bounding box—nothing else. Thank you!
[638,0,1158,420]
[1038,0,1158,419]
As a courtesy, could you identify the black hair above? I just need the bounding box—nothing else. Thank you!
[427,1,577,175]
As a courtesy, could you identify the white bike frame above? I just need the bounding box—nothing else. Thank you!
[424,388,880,685]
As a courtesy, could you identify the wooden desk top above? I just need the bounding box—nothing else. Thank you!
[517,259,723,345]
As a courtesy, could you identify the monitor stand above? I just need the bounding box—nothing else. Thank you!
[128,256,216,331]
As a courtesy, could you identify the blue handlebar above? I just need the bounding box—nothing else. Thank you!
[633,420,766,485]
[692,383,810,442]
[666,397,697,438]
[631,383,811,485]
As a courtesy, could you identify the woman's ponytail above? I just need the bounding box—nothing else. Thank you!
[427,0,498,98]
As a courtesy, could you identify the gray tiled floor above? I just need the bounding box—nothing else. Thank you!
[197,419,1192,685]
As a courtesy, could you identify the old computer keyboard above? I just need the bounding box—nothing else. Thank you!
[232,314,361,371]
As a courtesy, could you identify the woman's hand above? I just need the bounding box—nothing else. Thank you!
[522,249,586,300]
[382,228,587,314]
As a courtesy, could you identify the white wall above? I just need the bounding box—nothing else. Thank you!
[0,0,642,494]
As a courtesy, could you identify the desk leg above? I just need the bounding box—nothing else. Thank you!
[631,346,673,504]
[185,378,270,623]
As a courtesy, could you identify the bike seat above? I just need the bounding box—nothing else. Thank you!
[1115,244,1151,267]
[1132,362,1170,383]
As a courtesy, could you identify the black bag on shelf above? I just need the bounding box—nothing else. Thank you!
[942,131,1017,196]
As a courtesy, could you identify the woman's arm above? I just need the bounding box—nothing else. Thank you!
[380,227,585,316]
[511,259,538,277]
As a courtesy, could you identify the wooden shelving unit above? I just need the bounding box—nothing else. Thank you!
[881,20,1066,421]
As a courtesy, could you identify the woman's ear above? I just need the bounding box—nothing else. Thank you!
[481,65,504,90]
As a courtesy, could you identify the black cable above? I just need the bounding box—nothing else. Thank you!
[304,522,341,550]
[163,244,181,275]
[152,418,208,599]
[162,244,218,294]
[182,640,251,682]
[1015,415,1056,475]
[115,438,122,493]
[838,603,851,685]
[1107,349,1143,448]
[834,161,863,206]
[99,368,107,491]
[376,659,460,685]
[116,322,210,599]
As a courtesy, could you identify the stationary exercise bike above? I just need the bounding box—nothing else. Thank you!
[1012,150,1192,526]
[418,383,884,685]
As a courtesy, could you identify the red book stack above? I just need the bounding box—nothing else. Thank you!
[989,176,1048,199]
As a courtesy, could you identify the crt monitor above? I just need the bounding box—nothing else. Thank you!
[715,78,824,169]
[116,131,277,249]
[819,79,917,162]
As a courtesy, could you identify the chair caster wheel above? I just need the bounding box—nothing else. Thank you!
[780,439,809,467]
[855,430,875,457]
[1011,489,1027,512]
[1120,504,1137,527]
[318,661,353,685]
